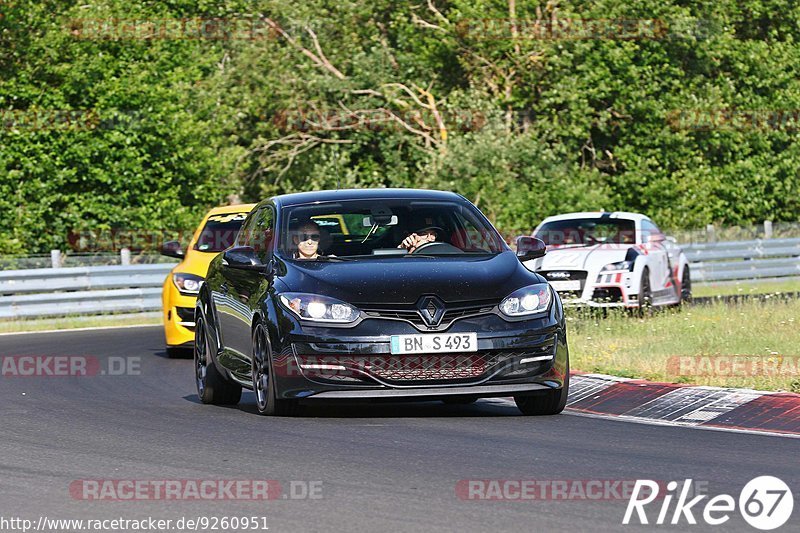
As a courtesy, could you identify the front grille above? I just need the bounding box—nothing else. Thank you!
[592,287,622,303]
[296,341,556,384]
[540,270,588,282]
[369,354,489,381]
[360,300,496,328]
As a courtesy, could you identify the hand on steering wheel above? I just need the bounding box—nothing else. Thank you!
[399,232,435,253]
[410,241,449,254]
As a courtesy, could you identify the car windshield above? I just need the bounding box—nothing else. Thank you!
[534,218,636,246]
[278,199,506,259]
[194,212,249,252]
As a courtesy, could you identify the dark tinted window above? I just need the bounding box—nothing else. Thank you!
[534,218,636,246]
[238,207,274,253]
[278,199,506,258]
[194,212,249,252]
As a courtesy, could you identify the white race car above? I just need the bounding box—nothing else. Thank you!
[524,212,691,310]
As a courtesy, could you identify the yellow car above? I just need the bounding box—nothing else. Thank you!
[160,204,256,356]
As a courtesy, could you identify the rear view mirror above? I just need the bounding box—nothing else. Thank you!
[365,206,397,226]
[516,237,547,262]
[160,240,184,259]
[362,215,398,226]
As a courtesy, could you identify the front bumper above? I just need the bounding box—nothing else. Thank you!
[311,383,552,399]
[163,283,198,347]
[543,269,639,308]
[265,311,569,400]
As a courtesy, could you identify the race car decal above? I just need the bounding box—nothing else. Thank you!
[207,212,248,223]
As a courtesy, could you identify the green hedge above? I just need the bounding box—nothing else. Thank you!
[1,0,799,253]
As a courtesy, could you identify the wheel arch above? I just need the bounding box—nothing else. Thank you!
[251,297,283,358]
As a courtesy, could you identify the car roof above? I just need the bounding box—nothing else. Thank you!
[268,188,464,207]
[206,203,257,216]
[539,211,650,224]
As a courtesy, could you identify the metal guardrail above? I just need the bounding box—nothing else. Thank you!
[1,236,799,319]
[0,264,173,319]
[683,238,800,283]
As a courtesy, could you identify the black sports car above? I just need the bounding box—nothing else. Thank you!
[194,188,569,416]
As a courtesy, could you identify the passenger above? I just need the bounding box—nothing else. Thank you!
[398,226,444,253]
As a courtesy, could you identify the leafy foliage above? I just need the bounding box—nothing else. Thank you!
[1,0,799,253]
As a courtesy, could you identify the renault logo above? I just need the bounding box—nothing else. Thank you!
[417,296,445,327]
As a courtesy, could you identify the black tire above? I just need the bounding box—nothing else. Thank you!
[637,268,653,317]
[252,322,299,416]
[680,267,692,303]
[195,313,242,405]
[514,366,569,416]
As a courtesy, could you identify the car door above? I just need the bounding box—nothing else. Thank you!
[213,210,257,365]
[218,206,276,372]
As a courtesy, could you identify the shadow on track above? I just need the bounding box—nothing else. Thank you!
[181,391,537,418]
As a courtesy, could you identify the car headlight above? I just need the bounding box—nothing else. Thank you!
[173,273,204,295]
[601,260,634,272]
[279,293,360,323]
[500,284,552,317]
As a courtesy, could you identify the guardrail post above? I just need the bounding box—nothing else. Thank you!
[764,220,773,239]
[706,224,715,243]
[50,250,61,268]
[120,248,131,266]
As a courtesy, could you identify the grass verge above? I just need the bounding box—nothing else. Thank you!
[692,278,800,298]
[0,313,162,334]
[569,299,800,392]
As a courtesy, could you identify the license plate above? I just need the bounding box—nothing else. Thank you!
[390,333,478,355]
[549,280,581,291]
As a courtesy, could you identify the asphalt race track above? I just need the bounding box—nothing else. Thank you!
[1,326,798,532]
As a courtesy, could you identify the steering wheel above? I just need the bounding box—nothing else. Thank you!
[411,241,463,254]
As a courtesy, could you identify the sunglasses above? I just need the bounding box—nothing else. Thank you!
[298,232,321,242]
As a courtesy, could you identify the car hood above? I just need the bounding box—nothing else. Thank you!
[278,252,541,305]
[531,245,630,271]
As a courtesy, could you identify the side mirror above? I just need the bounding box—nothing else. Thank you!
[516,236,547,262]
[222,246,272,274]
[665,235,677,244]
[160,240,185,259]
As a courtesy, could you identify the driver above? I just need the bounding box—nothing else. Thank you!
[292,220,324,260]
[398,226,444,253]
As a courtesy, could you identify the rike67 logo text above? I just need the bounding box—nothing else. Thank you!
[624,477,794,530]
